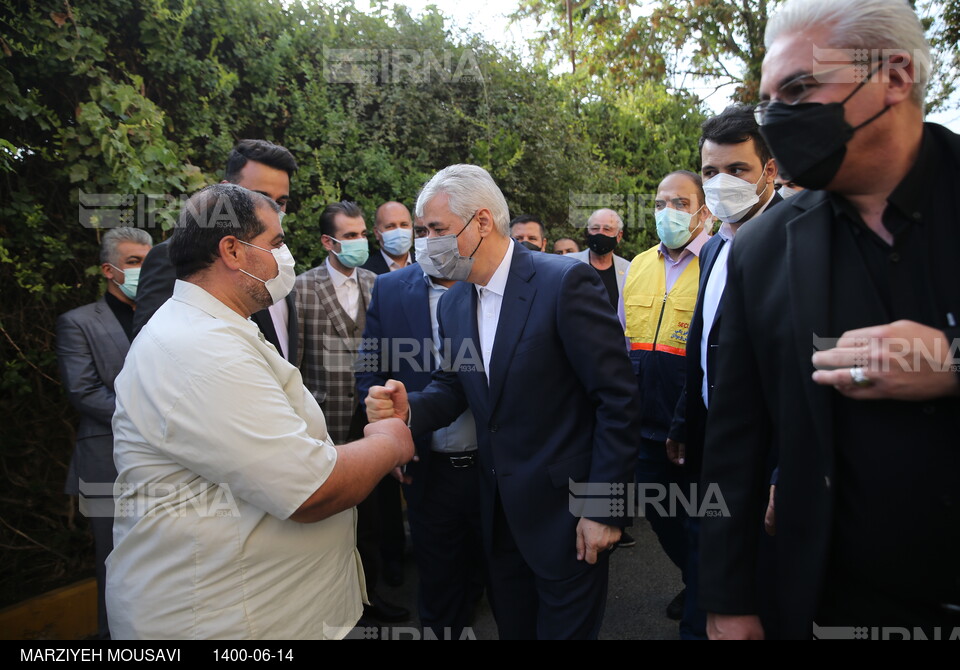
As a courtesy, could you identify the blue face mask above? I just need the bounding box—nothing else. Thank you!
[330,237,370,268]
[108,264,140,300]
[655,206,704,250]
[380,227,412,257]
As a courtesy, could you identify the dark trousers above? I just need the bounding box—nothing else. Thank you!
[90,514,113,639]
[636,437,707,639]
[636,437,690,573]
[377,476,406,569]
[486,494,610,640]
[406,453,485,639]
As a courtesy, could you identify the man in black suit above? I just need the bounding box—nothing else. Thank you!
[366,164,641,639]
[57,226,152,638]
[133,140,299,362]
[666,104,783,639]
[362,201,414,275]
[359,200,416,588]
[699,0,960,639]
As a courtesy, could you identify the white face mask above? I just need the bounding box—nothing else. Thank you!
[238,241,297,305]
[778,185,802,199]
[703,172,767,223]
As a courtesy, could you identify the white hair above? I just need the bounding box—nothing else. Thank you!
[415,164,511,236]
[586,208,624,231]
[100,226,152,265]
[765,0,931,107]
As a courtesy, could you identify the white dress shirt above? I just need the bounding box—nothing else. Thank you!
[267,298,289,359]
[701,195,776,407]
[326,256,360,319]
[381,249,411,272]
[108,280,364,639]
[475,242,514,385]
[424,271,477,453]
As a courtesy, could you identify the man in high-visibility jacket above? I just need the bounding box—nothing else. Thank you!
[621,170,712,633]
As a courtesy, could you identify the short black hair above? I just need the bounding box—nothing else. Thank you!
[224,139,298,182]
[169,184,279,279]
[661,170,706,210]
[509,214,545,239]
[320,201,364,239]
[699,104,772,167]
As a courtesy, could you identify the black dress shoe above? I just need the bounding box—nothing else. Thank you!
[666,588,686,620]
[363,593,411,623]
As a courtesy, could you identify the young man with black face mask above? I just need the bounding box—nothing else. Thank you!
[568,208,631,311]
[698,0,960,640]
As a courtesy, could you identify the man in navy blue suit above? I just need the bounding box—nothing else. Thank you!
[356,258,484,639]
[366,164,641,639]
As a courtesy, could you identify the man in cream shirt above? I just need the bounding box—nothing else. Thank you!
[107,184,413,640]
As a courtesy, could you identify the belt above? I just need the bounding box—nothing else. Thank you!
[432,452,477,468]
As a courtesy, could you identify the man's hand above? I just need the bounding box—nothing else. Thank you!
[811,320,960,401]
[365,379,410,423]
[576,518,621,564]
[666,438,686,466]
[764,485,776,537]
[389,454,419,485]
[363,416,416,467]
[707,613,765,640]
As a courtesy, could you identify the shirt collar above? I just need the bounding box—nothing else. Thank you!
[422,269,448,292]
[325,256,356,287]
[716,222,736,242]
[476,239,515,298]
[171,279,259,332]
[657,226,711,261]
[382,249,411,270]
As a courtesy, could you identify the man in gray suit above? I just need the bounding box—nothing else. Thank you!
[56,226,153,639]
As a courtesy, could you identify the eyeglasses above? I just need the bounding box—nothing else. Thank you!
[754,61,876,126]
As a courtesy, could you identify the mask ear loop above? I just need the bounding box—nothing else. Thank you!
[842,60,891,131]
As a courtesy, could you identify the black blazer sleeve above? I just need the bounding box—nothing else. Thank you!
[132,240,176,337]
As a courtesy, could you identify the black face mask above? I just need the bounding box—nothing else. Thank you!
[759,66,889,191]
[586,232,618,256]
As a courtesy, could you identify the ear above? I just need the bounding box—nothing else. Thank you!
[219,235,245,271]
[476,208,496,238]
[616,229,624,243]
[764,158,778,184]
[883,50,915,106]
[321,234,338,252]
[101,262,119,282]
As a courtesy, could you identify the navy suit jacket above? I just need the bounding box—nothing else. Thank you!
[407,242,641,580]
[355,263,437,504]
[670,191,784,472]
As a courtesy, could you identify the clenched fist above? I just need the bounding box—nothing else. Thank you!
[365,379,410,424]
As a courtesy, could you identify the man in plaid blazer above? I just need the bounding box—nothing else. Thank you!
[295,201,376,445]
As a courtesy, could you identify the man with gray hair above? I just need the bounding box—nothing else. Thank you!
[365,164,641,639]
[699,0,960,639]
[568,208,630,311]
[56,226,152,638]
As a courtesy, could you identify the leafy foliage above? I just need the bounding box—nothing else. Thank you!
[0,0,706,607]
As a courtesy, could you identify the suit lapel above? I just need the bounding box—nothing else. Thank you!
[786,196,835,457]
[98,300,130,360]
[487,246,535,411]
[402,274,434,367]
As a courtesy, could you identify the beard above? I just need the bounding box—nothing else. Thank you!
[241,260,274,311]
